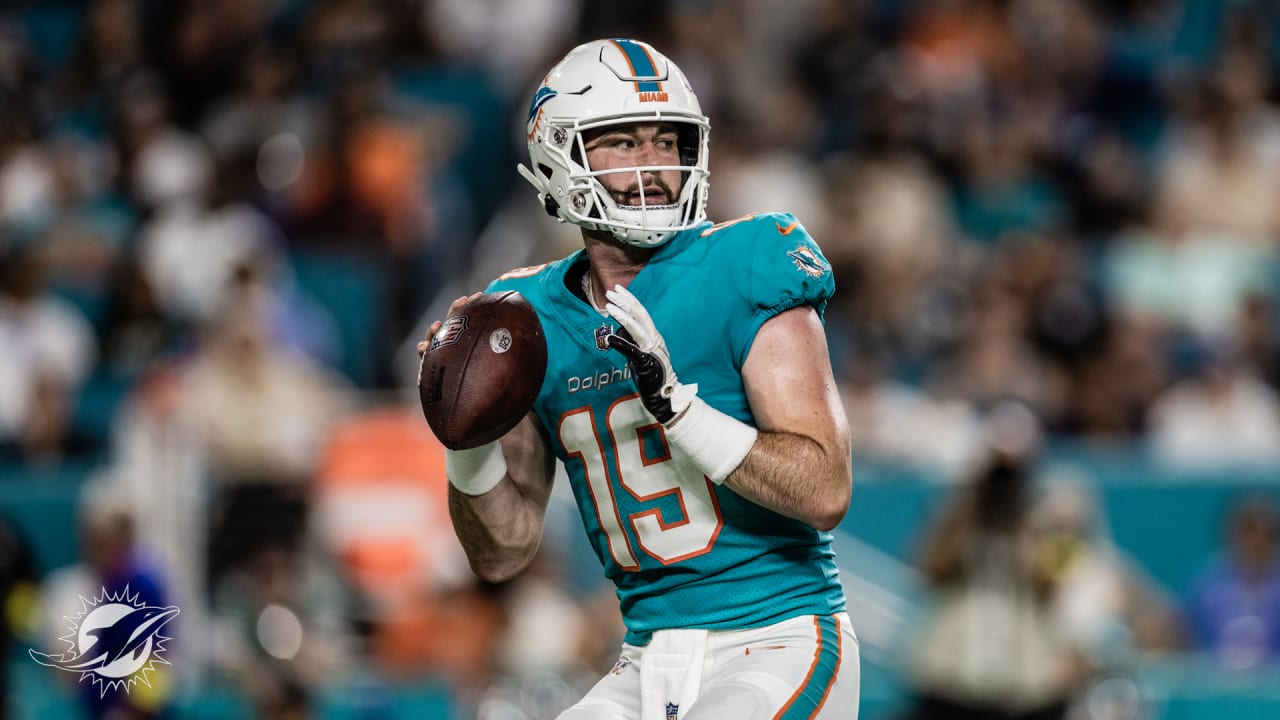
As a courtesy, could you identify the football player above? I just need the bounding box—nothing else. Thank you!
[419,38,859,720]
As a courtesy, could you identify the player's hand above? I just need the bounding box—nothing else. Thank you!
[417,292,484,356]
[604,285,697,424]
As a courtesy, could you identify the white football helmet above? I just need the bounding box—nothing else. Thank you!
[517,39,710,247]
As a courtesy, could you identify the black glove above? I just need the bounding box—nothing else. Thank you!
[601,284,697,425]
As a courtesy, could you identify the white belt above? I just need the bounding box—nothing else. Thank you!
[640,628,709,720]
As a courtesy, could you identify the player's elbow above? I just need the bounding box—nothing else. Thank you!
[811,510,844,533]
[810,490,849,532]
[810,466,852,532]
[472,564,518,584]
[467,540,540,584]
[469,554,532,584]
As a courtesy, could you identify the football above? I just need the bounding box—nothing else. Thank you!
[418,291,547,450]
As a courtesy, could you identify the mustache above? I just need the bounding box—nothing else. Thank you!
[609,177,677,206]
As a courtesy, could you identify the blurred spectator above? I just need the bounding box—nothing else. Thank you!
[201,42,320,164]
[494,549,602,683]
[369,577,506,716]
[1104,173,1277,344]
[210,540,353,719]
[136,145,285,326]
[1055,125,1148,240]
[424,0,581,98]
[1055,315,1168,439]
[1151,45,1280,249]
[96,249,188,378]
[1184,496,1280,670]
[146,0,274,128]
[904,437,1087,720]
[0,242,97,464]
[120,75,213,213]
[708,128,829,232]
[789,0,882,156]
[1236,291,1280,391]
[1004,238,1105,375]
[819,135,959,386]
[926,278,1060,421]
[288,95,431,252]
[179,272,354,582]
[1028,472,1180,668]
[278,60,479,355]
[949,124,1068,246]
[184,267,352,479]
[57,0,147,113]
[480,553,622,720]
[839,346,987,477]
[899,0,1018,112]
[1147,342,1280,469]
[0,132,58,231]
[29,132,137,318]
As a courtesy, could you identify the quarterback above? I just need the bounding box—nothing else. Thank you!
[420,38,859,720]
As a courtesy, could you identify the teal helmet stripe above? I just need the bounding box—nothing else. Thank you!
[610,38,663,92]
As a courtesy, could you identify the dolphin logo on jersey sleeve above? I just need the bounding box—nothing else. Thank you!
[787,244,829,278]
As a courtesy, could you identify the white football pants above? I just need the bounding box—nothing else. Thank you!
[557,613,859,720]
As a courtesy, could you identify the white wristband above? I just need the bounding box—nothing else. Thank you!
[445,441,508,496]
[663,397,757,484]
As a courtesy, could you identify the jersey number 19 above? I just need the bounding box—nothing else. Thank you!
[559,395,724,570]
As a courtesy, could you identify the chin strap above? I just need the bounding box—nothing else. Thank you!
[517,163,563,220]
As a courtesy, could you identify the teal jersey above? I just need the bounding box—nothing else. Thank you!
[487,212,847,645]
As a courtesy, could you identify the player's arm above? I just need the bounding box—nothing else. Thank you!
[419,294,556,583]
[445,412,556,583]
[604,286,851,532]
[722,304,852,530]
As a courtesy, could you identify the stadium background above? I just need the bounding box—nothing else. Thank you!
[1,0,1280,718]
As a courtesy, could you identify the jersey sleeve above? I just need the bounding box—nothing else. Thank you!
[733,212,835,363]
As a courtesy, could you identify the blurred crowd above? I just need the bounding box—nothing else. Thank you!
[2,0,1280,718]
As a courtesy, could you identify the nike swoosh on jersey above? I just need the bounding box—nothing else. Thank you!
[776,220,799,235]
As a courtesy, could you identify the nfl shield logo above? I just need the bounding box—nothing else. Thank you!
[665,703,679,720]
[594,324,614,352]
[430,316,468,350]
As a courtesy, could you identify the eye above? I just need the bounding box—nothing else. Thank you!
[653,130,681,151]
[586,136,632,152]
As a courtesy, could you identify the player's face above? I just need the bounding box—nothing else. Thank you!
[583,123,683,207]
